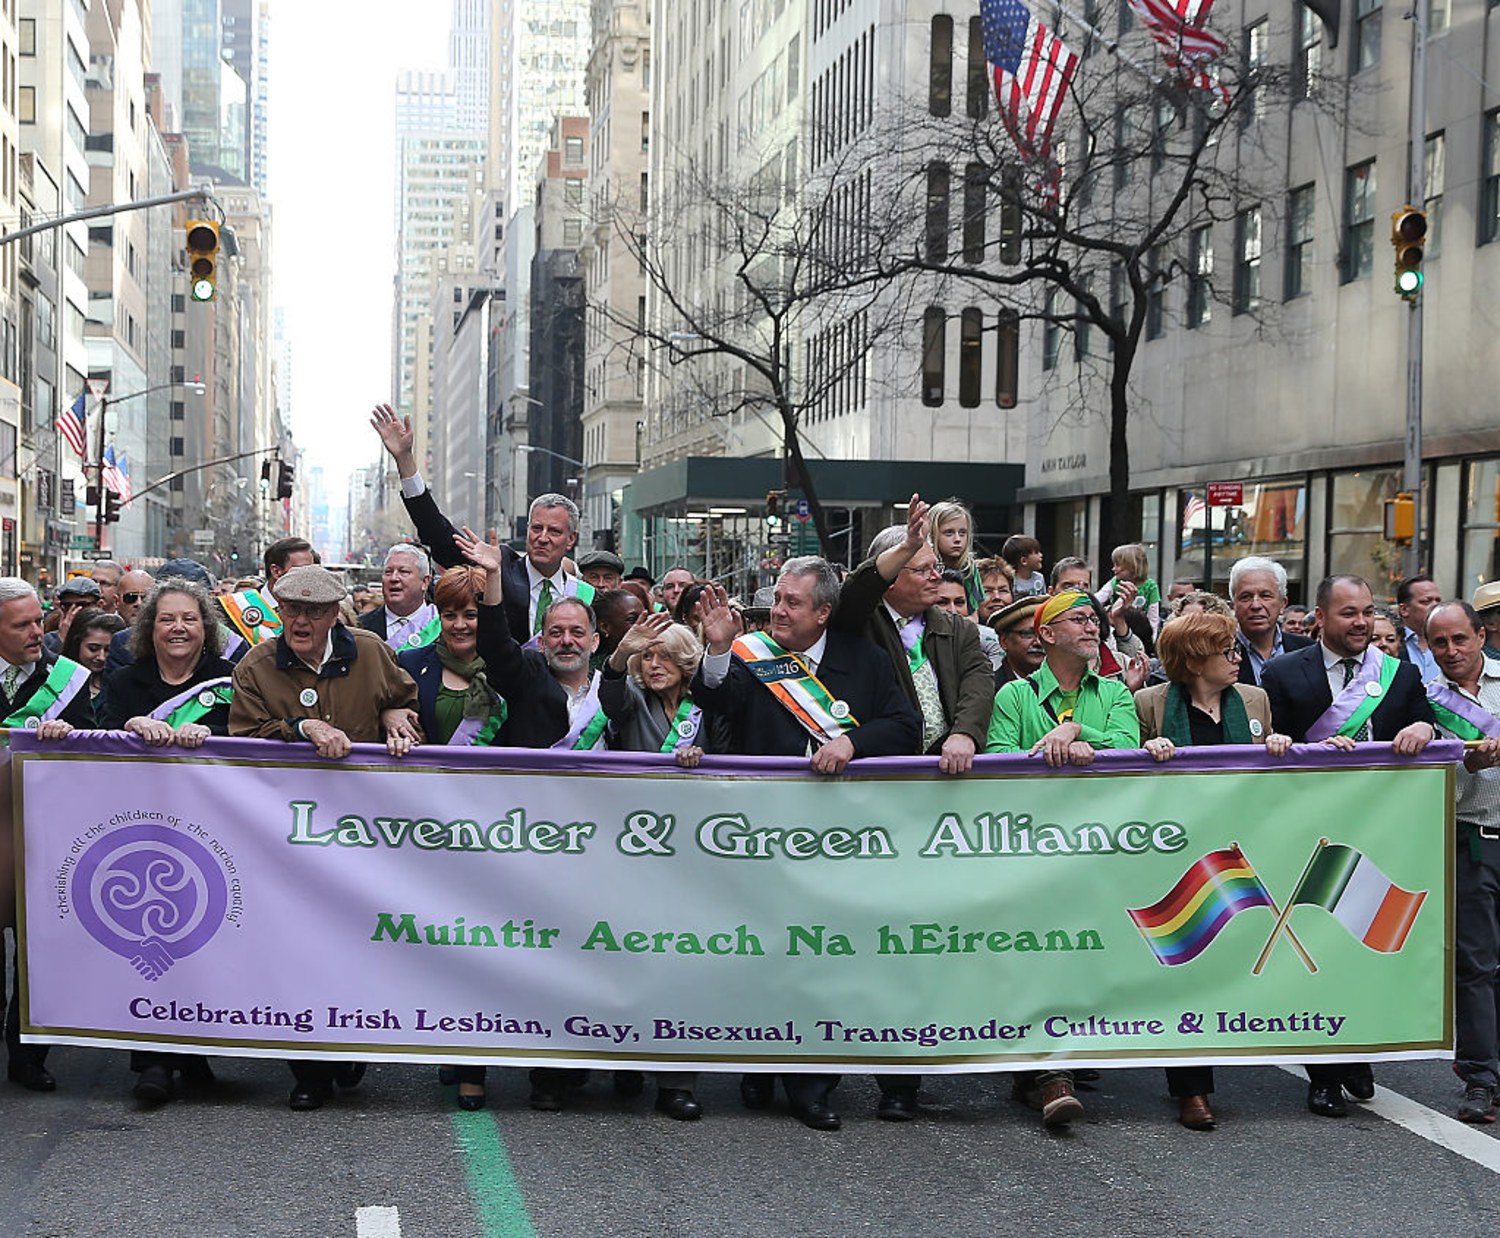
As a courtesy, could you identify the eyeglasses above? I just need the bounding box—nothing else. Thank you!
[121,592,147,605]
[1222,646,1243,661]
[1049,612,1100,629]
[901,563,943,578]
[282,602,336,620]
[58,598,90,609]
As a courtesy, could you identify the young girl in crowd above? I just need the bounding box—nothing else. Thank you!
[1001,535,1047,598]
[1096,542,1162,635]
[928,499,985,613]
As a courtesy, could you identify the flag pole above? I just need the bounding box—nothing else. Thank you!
[1050,0,1161,84]
[1236,842,1317,974]
[1251,837,1328,976]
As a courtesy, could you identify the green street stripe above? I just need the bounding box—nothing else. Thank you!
[451,1111,536,1238]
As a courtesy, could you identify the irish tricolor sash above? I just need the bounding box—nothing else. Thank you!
[150,677,234,728]
[386,603,441,652]
[731,631,858,741]
[1426,680,1500,741]
[220,590,281,646]
[1305,648,1399,742]
[3,657,90,728]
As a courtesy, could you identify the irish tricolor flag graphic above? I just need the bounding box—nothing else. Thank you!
[1289,842,1427,953]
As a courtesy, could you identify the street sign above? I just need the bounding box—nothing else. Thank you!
[60,479,75,515]
[192,529,215,547]
[793,498,810,519]
[1206,482,1243,507]
[85,549,113,560]
[68,534,96,551]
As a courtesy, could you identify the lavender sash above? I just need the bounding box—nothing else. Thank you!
[1426,680,1500,740]
[1305,648,1398,742]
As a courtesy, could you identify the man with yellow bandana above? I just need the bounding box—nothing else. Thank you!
[986,589,1141,1127]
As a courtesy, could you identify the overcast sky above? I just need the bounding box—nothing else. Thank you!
[265,4,451,496]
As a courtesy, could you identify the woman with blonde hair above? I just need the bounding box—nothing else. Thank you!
[1133,610,1290,1131]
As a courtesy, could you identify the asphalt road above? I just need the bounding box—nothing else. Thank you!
[4,1048,1499,1237]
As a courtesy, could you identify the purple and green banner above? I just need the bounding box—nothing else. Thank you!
[13,733,1456,1071]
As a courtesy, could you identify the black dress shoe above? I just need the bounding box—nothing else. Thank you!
[655,1088,703,1120]
[1307,1083,1347,1118]
[178,1058,215,1091]
[437,1066,458,1086]
[7,1062,55,1093]
[790,1100,841,1131]
[333,1062,367,1090]
[740,1075,775,1110]
[1344,1063,1375,1101]
[133,1064,173,1106]
[529,1087,563,1112]
[877,1091,918,1122]
[613,1070,645,1098]
[457,1089,487,1112]
[289,1084,329,1112]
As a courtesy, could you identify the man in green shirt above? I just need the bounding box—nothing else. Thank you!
[986,589,1141,1126]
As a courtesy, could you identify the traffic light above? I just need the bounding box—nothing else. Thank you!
[260,459,273,488]
[276,460,294,500]
[104,490,121,523]
[765,489,784,517]
[1391,206,1427,302]
[999,166,1023,266]
[185,219,220,302]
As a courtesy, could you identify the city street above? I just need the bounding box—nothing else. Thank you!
[3,1048,1499,1236]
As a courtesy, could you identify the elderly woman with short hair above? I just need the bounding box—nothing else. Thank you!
[1133,610,1290,1131]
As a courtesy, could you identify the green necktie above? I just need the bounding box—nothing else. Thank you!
[534,579,554,635]
[3,664,20,700]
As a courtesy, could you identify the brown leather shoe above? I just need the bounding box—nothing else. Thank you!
[1178,1094,1216,1130]
[1039,1076,1083,1128]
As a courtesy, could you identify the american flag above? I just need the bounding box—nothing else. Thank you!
[1181,492,1206,534]
[1125,0,1227,98]
[55,391,88,459]
[102,444,132,504]
[980,0,1080,163]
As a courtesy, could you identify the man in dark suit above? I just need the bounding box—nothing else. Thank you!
[1230,555,1313,686]
[371,404,589,640]
[359,543,436,650]
[0,577,100,1092]
[692,558,920,1132]
[1260,572,1436,1118]
[828,500,993,1122]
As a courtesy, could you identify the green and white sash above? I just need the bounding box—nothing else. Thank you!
[386,603,441,652]
[448,699,509,747]
[1426,680,1500,741]
[659,697,703,753]
[3,657,90,729]
[731,630,858,742]
[1305,648,1400,742]
[150,677,235,728]
[554,672,608,750]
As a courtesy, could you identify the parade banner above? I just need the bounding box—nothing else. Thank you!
[13,734,1456,1072]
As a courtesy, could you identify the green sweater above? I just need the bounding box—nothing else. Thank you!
[986,661,1142,752]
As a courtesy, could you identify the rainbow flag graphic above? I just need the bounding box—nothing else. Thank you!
[1128,845,1274,966]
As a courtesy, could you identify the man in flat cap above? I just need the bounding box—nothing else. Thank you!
[989,596,1046,689]
[577,549,625,592]
[986,588,1140,1131]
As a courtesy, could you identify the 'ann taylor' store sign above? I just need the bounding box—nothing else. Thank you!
[1039,454,1087,475]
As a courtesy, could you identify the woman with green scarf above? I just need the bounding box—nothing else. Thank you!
[1134,609,1291,1132]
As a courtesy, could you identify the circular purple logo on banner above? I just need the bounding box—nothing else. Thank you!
[70,824,229,981]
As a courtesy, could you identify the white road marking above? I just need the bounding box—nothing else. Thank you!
[1277,1065,1500,1172]
[355,1205,403,1238]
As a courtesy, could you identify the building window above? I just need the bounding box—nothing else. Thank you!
[17,86,32,123]
[1329,466,1428,585]
[564,136,584,164]
[920,307,947,406]
[1187,223,1212,327]
[18,17,33,54]
[1233,206,1261,313]
[565,178,583,205]
[1430,0,1449,33]
[925,161,949,262]
[1286,183,1315,298]
[563,218,582,246]
[169,436,184,457]
[995,308,1019,407]
[1042,290,1059,371]
[965,16,988,119]
[1352,0,1381,72]
[1146,246,1164,339]
[170,400,184,421]
[962,163,985,264]
[1461,458,1500,600]
[929,15,952,118]
[1294,4,1322,99]
[958,308,982,407]
[1484,111,1500,245]
[1343,160,1376,282]
[1425,131,1444,258]
[1242,19,1267,127]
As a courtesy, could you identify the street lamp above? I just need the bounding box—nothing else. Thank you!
[516,443,586,470]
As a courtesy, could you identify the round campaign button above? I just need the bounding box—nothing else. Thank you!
[676,718,696,738]
[1249,718,1264,737]
[299,687,319,708]
[1365,681,1383,698]
[241,607,263,627]
[829,700,850,720]
[197,690,216,708]
[24,716,38,729]
[407,633,422,646]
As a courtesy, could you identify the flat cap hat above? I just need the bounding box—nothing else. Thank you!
[577,549,625,573]
[988,596,1045,632]
[57,577,102,598]
[273,564,346,605]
